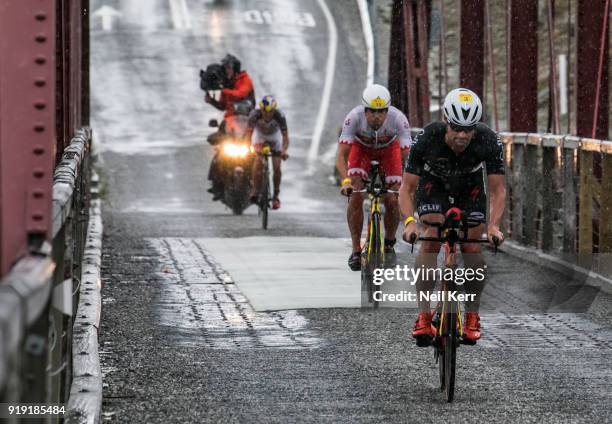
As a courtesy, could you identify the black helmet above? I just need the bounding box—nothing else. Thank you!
[221,54,241,73]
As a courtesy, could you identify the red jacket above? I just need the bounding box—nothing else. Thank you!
[220,71,255,118]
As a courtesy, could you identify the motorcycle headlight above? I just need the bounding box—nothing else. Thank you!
[222,142,250,158]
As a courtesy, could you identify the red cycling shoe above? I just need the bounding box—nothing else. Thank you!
[412,312,435,347]
[463,312,481,343]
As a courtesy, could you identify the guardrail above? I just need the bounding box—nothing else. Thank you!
[0,128,92,419]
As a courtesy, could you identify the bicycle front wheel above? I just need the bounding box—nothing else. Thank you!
[361,212,383,309]
[443,311,457,402]
[260,164,269,230]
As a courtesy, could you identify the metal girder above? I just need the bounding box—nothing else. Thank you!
[460,0,484,98]
[0,0,57,274]
[576,0,609,140]
[388,0,431,128]
[507,0,538,132]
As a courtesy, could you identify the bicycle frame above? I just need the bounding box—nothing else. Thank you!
[412,209,495,402]
[352,160,399,308]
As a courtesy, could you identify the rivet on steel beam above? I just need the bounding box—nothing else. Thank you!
[34,78,46,87]
[33,146,45,154]
[32,213,44,221]
[34,55,46,65]
[33,190,44,199]
[35,34,47,43]
[34,101,46,110]
[35,12,47,21]
[33,124,45,132]
[33,169,44,178]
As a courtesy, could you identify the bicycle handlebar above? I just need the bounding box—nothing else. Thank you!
[349,188,399,195]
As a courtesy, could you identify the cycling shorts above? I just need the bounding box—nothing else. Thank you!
[415,172,487,223]
[347,140,402,185]
[251,128,282,152]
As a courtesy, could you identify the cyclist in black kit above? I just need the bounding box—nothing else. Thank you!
[399,88,506,345]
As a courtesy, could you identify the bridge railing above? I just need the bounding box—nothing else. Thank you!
[500,132,612,277]
[0,128,92,413]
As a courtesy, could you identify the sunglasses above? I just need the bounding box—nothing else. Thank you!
[365,108,388,114]
[448,122,476,133]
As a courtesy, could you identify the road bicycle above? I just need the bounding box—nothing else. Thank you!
[407,207,498,402]
[254,144,284,230]
[351,160,398,308]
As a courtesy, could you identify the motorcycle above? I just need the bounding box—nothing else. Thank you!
[208,114,253,215]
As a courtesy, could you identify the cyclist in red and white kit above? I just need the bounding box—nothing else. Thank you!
[335,84,413,271]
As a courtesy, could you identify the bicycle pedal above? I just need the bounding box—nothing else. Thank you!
[414,334,433,347]
[460,337,477,346]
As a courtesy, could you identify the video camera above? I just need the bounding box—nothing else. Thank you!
[199,63,228,91]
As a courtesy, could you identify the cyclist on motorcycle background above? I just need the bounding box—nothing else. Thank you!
[246,95,289,210]
[399,87,506,345]
[205,54,256,200]
[336,84,413,271]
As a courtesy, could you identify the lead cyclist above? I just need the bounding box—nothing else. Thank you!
[399,88,506,346]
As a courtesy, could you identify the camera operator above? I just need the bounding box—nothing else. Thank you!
[203,54,256,200]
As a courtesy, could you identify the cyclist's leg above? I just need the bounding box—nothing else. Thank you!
[347,144,368,253]
[249,128,264,199]
[380,141,402,247]
[458,174,488,313]
[414,175,448,313]
[269,130,283,199]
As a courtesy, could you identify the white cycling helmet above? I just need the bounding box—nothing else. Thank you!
[443,88,482,126]
[361,84,391,109]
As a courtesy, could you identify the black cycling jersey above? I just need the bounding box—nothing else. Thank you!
[405,122,505,178]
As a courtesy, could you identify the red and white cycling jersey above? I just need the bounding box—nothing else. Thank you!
[338,105,412,150]
[338,105,412,184]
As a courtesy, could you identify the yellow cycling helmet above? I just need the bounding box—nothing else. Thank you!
[259,95,277,112]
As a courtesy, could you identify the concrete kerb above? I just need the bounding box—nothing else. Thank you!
[66,198,103,424]
[498,240,612,296]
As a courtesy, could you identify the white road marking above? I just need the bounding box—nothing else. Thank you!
[201,237,360,310]
[179,0,192,29]
[169,0,192,30]
[356,0,374,85]
[93,6,121,31]
[197,237,419,311]
[244,10,316,27]
[307,0,338,162]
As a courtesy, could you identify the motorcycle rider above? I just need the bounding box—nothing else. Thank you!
[204,54,256,200]
[245,95,289,210]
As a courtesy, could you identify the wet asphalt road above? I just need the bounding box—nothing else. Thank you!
[91,0,612,422]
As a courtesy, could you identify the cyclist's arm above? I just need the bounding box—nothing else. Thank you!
[487,174,506,230]
[282,130,289,152]
[277,111,289,152]
[485,131,506,233]
[396,110,413,163]
[335,143,351,181]
[399,172,419,219]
